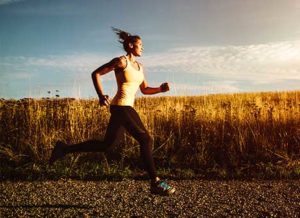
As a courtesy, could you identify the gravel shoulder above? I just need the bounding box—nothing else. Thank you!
[1,179,300,217]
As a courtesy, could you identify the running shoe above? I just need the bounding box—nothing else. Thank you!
[49,141,66,165]
[150,179,176,196]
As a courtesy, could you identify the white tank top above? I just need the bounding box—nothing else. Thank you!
[111,56,144,106]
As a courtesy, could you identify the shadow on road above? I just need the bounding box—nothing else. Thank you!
[0,204,94,209]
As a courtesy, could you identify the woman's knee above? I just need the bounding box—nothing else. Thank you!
[102,139,115,150]
[139,133,153,146]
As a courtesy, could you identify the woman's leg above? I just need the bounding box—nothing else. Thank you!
[120,107,158,181]
[49,107,124,164]
[64,111,124,154]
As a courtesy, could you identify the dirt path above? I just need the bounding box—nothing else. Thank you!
[1,179,299,217]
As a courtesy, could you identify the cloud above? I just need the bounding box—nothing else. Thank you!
[0,53,115,81]
[171,81,240,95]
[24,54,107,71]
[1,40,300,98]
[296,1,300,9]
[4,40,300,87]
[142,40,300,85]
[0,0,23,5]
[0,53,117,98]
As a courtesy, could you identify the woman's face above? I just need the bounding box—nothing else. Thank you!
[131,39,143,57]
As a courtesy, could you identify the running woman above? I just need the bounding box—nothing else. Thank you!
[49,28,175,195]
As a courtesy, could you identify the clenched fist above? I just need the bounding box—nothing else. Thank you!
[99,95,110,106]
[160,82,170,92]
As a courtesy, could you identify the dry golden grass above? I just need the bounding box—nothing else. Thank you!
[0,90,299,178]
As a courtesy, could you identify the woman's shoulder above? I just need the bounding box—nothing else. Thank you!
[110,56,127,69]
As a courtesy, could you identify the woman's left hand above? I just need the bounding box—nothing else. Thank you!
[160,82,170,92]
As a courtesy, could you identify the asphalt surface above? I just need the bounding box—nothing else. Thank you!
[1,179,300,217]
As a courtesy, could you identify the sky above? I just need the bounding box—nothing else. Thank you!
[0,0,300,99]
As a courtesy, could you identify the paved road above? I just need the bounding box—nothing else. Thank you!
[1,179,299,217]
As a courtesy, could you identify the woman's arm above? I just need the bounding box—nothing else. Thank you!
[140,79,170,95]
[92,57,125,105]
[139,64,170,95]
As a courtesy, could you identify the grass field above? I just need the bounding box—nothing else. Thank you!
[0,90,299,179]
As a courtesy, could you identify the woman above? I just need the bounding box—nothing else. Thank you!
[49,28,175,195]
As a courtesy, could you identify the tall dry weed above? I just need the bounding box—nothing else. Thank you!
[0,91,299,174]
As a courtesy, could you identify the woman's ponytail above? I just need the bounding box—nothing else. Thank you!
[112,27,130,44]
[112,27,141,53]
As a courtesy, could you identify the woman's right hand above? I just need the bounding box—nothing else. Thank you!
[99,95,110,106]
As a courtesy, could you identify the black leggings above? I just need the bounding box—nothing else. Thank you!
[64,105,157,180]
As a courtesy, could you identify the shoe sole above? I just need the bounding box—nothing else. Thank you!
[151,187,176,196]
